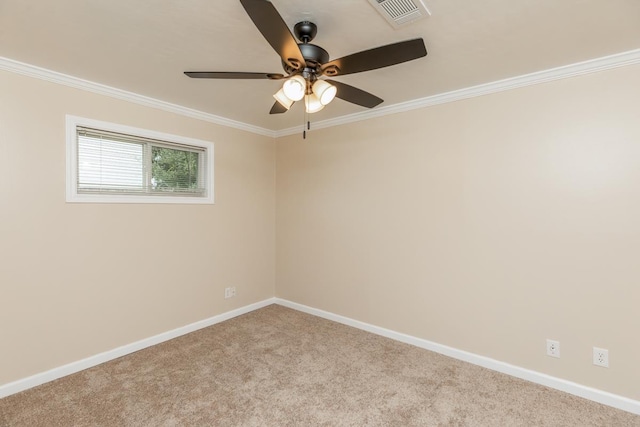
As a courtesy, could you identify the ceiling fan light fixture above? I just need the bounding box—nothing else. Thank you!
[305,93,325,113]
[312,80,337,105]
[273,88,294,109]
[185,1,427,122]
[282,75,306,101]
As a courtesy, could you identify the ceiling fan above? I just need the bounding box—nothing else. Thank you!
[185,0,427,116]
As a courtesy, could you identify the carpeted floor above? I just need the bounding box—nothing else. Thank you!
[1,304,639,426]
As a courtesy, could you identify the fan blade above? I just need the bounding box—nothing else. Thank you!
[184,72,284,80]
[270,101,291,114]
[325,80,383,108]
[322,38,427,76]
[240,0,305,71]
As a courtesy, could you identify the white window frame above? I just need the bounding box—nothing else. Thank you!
[66,115,214,204]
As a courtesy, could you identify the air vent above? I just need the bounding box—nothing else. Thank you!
[368,0,431,28]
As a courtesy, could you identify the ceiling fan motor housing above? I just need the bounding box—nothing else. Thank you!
[280,22,331,76]
[282,42,330,75]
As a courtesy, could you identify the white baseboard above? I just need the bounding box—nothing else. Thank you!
[4,296,639,416]
[0,298,276,399]
[275,298,640,416]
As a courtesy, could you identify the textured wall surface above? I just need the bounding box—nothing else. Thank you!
[0,70,276,385]
[276,64,640,399]
[3,60,640,403]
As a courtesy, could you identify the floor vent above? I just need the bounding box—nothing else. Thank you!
[368,0,431,28]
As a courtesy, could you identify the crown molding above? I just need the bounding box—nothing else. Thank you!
[275,48,640,137]
[3,48,640,139]
[0,57,276,138]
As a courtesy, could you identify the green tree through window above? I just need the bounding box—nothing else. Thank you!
[152,147,200,192]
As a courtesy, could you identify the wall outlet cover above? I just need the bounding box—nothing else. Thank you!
[546,339,560,358]
[593,347,609,367]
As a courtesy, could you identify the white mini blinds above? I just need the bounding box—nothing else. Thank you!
[67,116,214,204]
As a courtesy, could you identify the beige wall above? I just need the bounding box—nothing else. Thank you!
[2,61,640,402]
[276,64,640,400]
[0,70,275,385]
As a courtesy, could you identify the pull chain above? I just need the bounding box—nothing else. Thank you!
[301,96,312,140]
[303,100,306,139]
[303,97,311,140]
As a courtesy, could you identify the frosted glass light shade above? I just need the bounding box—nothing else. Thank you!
[282,75,306,101]
[312,80,337,105]
[305,93,324,113]
[273,88,293,109]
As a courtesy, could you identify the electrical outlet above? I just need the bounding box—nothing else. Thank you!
[224,287,236,299]
[546,339,560,358]
[593,347,609,367]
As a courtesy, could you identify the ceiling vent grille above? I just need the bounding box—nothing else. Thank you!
[368,0,431,28]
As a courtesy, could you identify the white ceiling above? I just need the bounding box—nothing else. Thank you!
[1,0,639,132]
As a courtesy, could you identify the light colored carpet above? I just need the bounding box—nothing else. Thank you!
[1,304,639,426]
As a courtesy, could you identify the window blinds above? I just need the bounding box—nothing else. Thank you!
[76,126,206,196]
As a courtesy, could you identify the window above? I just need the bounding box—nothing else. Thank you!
[66,116,214,204]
